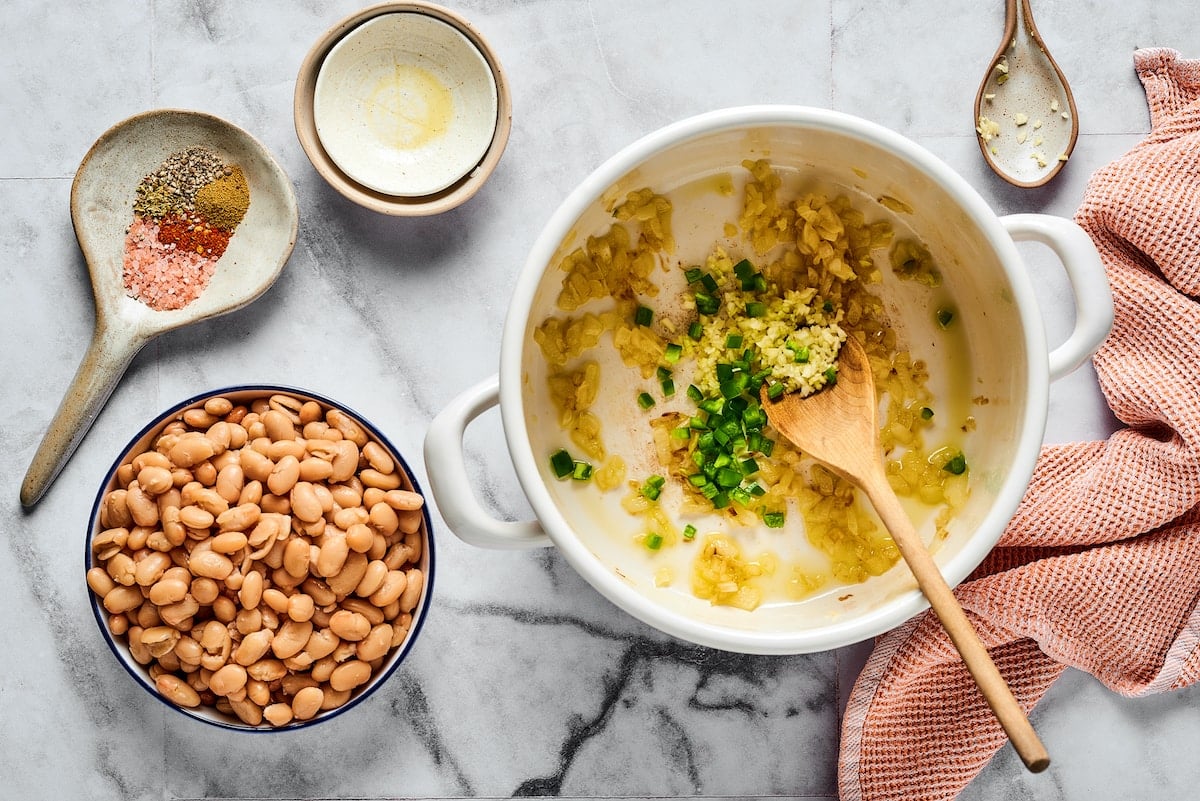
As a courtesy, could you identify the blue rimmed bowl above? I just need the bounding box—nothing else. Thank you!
[86,385,434,731]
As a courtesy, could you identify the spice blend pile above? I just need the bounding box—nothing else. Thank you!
[122,146,250,311]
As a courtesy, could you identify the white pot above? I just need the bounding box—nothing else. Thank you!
[424,106,1112,654]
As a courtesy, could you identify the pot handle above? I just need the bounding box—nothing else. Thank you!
[423,374,552,550]
[1001,214,1114,381]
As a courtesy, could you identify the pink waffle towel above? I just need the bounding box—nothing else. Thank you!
[839,48,1200,801]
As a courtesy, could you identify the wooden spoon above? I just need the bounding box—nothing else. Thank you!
[762,335,1050,773]
[19,110,299,508]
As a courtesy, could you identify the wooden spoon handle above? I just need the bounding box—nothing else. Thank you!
[862,473,1050,773]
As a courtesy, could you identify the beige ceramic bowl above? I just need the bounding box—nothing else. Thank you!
[295,2,512,215]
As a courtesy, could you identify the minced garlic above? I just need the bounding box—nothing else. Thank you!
[976,116,1002,142]
[692,534,767,610]
[1015,112,1029,126]
[994,57,1009,84]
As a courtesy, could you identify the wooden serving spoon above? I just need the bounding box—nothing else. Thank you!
[762,335,1050,773]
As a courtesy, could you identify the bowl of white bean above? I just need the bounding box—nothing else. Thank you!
[85,386,433,730]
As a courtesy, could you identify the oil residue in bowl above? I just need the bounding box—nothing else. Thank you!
[365,63,454,150]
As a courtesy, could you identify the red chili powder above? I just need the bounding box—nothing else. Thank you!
[157,214,232,259]
[122,216,219,311]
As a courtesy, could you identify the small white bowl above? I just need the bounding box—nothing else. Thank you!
[314,9,498,198]
[314,11,496,199]
[295,2,511,215]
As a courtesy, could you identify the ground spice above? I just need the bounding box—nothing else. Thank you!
[122,216,217,311]
[121,145,251,312]
[195,166,250,229]
[133,146,225,219]
[157,214,232,259]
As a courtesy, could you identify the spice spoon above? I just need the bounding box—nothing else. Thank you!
[761,336,1050,773]
[19,110,298,508]
[974,0,1079,188]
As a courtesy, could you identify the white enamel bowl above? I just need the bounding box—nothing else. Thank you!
[424,106,1112,655]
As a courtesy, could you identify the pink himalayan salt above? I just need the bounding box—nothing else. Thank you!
[122,215,219,311]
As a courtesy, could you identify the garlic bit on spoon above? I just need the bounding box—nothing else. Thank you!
[974,0,1079,188]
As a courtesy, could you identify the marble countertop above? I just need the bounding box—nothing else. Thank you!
[3,1,1199,799]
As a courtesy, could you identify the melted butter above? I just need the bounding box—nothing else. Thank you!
[365,63,454,149]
